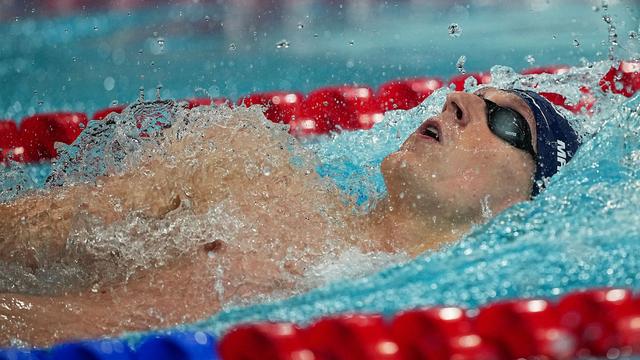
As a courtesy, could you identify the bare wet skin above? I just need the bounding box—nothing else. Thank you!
[0,107,391,347]
[0,88,539,347]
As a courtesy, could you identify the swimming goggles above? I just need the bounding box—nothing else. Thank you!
[483,98,537,160]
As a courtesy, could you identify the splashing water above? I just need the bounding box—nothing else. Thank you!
[0,98,404,306]
[1,62,639,346]
[157,62,639,339]
[448,23,462,38]
[456,55,467,74]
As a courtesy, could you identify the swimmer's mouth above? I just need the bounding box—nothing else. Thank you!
[417,119,442,143]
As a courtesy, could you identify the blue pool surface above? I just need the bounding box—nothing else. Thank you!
[1,1,638,119]
[0,0,639,348]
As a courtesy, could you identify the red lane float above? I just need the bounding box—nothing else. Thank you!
[336,86,384,130]
[19,112,88,161]
[218,323,312,360]
[521,65,595,114]
[473,299,577,359]
[377,77,443,111]
[539,87,595,115]
[216,288,640,360]
[0,120,25,162]
[290,86,380,135]
[238,92,303,124]
[600,60,640,97]
[449,73,492,91]
[303,314,401,360]
[4,63,639,163]
[391,307,503,360]
[614,296,640,355]
[556,288,635,357]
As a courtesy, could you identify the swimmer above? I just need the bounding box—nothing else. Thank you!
[0,87,581,346]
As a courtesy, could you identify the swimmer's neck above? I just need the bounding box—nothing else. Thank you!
[366,197,472,257]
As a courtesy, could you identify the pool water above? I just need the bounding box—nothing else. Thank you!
[185,78,640,338]
[1,0,640,347]
[1,1,638,119]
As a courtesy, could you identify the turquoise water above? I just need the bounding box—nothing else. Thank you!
[1,0,640,346]
[1,1,638,119]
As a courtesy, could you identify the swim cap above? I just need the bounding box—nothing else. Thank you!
[510,89,581,196]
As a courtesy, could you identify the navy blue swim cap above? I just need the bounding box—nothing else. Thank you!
[510,89,581,196]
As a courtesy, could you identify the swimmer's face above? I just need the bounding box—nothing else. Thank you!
[381,87,537,221]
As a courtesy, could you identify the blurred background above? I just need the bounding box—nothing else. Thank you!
[0,0,638,119]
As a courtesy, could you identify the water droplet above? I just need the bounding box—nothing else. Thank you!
[448,23,462,38]
[630,31,638,40]
[157,38,165,48]
[456,55,467,74]
[93,25,98,31]
[14,16,19,22]
[204,15,210,22]
[525,54,536,65]
[138,48,143,54]
[91,283,99,293]
[573,39,581,47]
[139,86,145,101]
[262,166,272,176]
[72,56,77,62]
[228,43,237,52]
[276,39,290,49]
[592,5,600,11]
[348,40,355,46]
[603,15,612,24]
[313,33,319,38]
[297,23,304,30]
[103,76,115,91]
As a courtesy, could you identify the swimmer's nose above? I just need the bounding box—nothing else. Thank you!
[442,92,479,127]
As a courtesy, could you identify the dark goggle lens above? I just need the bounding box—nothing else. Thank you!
[484,99,536,158]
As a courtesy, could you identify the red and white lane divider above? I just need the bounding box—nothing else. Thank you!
[219,288,640,360]
[0,62,638,164]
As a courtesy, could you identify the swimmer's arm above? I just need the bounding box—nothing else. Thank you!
[0,121,233,268]
[0,165,184,269]
[0,121,241,267]
[0,118,297,269]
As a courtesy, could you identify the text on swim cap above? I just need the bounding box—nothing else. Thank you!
[557,140,566,170]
